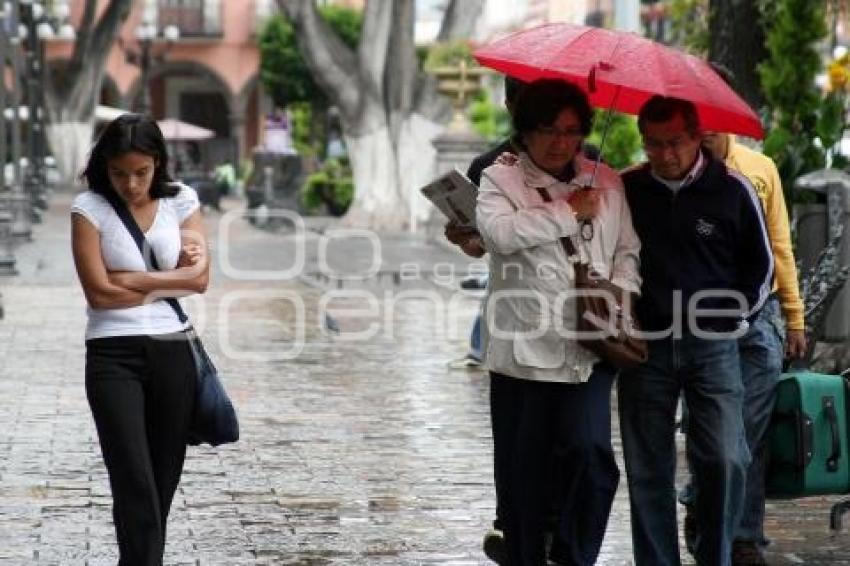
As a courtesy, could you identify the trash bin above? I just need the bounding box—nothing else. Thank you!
[795,169,850,342]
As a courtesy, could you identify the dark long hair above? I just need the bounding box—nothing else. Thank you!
[81,113,177,199]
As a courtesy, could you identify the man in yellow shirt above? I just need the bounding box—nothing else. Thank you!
[704,133,807,346]
[683,130,807,565]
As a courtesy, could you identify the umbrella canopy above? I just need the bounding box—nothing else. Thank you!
[157,118,216,141]
[474,23,764,139]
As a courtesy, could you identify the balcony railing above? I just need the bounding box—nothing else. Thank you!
[157,0,222,38]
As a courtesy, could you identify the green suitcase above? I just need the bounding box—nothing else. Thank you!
[766,372,850,499]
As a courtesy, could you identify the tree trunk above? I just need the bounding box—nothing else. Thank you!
[708,0,766,110]
[278,0,483,232]
[45,123,93,188]
[43,0,132,187]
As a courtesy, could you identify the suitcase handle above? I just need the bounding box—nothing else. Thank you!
[823,396,841,473]
[799,412,814,469]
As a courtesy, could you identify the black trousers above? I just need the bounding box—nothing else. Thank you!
[490,365,619,566]
[86,332,196,566]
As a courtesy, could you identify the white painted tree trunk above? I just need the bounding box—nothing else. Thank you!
[396,113,443,231]
[40,1,133,190]
[277,0,483,232]
[342,113,443,232]
[343,127,407,232]
[46,122,94,189]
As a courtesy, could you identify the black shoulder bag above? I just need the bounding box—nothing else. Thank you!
[104,192,239,446]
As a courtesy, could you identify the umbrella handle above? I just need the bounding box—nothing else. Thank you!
[589,84,622,189]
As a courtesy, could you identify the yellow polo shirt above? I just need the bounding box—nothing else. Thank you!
[725,138,805,330]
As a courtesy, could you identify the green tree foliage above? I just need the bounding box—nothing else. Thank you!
[587,110,643,170]
[288,102,315,156]
[424,39,477,70]
[759,0,829,200]
[668,0,709,54]
[258,7,362,108]
[258,7,362,158]
[301,158,354,216]
[469,89,511,142]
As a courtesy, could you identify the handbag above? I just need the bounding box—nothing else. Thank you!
[104,192,239,446]
[182,325,239,446]
[537,187,648,369]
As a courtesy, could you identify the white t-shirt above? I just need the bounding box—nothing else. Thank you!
[71,183,201,340]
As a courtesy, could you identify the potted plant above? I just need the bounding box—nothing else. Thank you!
[301,158,354,216]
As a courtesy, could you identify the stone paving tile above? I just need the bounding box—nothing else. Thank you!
[1,194,849,564]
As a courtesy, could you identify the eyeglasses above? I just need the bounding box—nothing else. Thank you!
[534,125,584,142]
[642,136,691,154]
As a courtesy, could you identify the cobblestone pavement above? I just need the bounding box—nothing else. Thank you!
[0,193,849,564]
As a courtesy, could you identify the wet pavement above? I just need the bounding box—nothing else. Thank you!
[0,193,848,564]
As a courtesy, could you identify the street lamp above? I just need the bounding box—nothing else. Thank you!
[122,22,180,115]
[1,0,32,242]
[0,37,13,274]
[0,1,22,273]
[19,0,75,219]
[0,0,74,268]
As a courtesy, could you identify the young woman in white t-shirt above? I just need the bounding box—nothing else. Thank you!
[71,114,209,564]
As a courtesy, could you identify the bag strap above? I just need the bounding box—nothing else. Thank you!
[103,191,189,325]
[535,187,581,259]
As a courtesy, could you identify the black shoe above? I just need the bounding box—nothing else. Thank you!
[683,506,697,556]
[460,276,487,290]
[483,529,508,565]
[731,540,767,566]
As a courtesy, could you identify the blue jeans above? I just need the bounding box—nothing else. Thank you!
[736,296,784,543]
[679,297,784,546]
[469,312,483,362]
[619,335,750,566]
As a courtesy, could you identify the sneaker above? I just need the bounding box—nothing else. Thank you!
[448,355,483,369]
[483,529,508,565]
[731,540,767,566]
[683,506,697,556]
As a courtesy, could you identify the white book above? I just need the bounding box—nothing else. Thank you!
[420,168,478,228]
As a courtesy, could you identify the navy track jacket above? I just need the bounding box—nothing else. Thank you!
[623,154,774,334]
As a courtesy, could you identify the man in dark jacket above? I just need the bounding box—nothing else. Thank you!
[619,96,773,566]
[445,77,526,261]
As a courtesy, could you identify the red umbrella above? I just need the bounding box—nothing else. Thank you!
[474,23,764,139]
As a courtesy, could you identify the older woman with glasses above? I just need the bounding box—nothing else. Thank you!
[476,78,641,565]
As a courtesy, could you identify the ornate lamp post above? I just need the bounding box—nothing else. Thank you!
[432,59,487,134]
[3,0,32,241]
[426,58,488,233]
[122,22,180,115]
[19,0,76,218]
[0,1,20,272]
[0,1,74,274]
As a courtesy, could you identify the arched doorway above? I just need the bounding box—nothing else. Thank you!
[129,61,237,176]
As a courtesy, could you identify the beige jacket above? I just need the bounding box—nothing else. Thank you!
[477,152,641,383]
